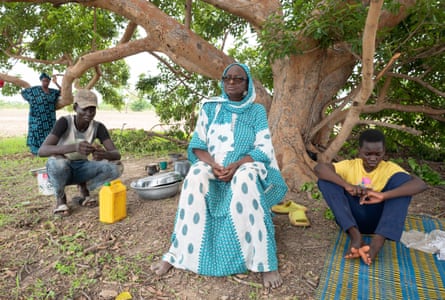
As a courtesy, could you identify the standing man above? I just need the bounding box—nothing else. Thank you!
[21,73,61,155]
[314,129,427,265]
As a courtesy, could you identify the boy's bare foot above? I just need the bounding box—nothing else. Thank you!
[263,270,282,289]
[359,235,386,265]
[150,261,173,275]
[345,226,362,259]
[358,245,370,264]
[345,247,361,259]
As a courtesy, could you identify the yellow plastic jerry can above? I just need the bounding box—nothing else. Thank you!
[99,179,127,224]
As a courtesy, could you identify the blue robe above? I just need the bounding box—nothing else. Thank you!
[22,86,60,154]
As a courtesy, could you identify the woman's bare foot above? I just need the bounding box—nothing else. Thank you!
[150,260,173,275]
[262,270,282,289]
[359,235,386,265]
[345,227,362,259]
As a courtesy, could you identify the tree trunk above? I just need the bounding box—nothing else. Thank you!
[269,49,356,191]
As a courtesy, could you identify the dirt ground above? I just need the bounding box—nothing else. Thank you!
[1,155,444,299]
[0,109,444,299]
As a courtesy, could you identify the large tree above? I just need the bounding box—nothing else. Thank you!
[1,0,444,190]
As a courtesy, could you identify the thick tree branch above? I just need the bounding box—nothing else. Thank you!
[202,0,281,29]
[60,37,153,106]
[0,73,31,89]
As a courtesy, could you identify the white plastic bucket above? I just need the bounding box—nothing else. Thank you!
[32,167,55,196]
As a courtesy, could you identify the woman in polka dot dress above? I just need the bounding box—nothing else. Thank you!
[151,63,288,289]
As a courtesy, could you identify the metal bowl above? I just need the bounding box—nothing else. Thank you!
[130,176,182,200]
[132,172,182,188]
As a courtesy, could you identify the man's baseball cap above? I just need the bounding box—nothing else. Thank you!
[74,89,98,109]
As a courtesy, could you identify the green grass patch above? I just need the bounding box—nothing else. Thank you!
[110,128,188,156]
[0,213,13,227]
[0,100,28,109]
[0,136,28,155]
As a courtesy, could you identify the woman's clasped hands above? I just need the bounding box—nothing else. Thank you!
[211,162,240,182]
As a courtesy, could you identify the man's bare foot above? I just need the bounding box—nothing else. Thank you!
[262,270,282,289]
[54,194,70,216]
[359,235,386,265]
[150,261,173,276]
[77,183,89,198]
[345,226,362,259]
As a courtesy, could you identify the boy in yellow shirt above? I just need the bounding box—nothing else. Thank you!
[314,129,427,265]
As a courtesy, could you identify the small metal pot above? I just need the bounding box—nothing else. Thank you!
[174,160,191,178]
[145,163,159,176]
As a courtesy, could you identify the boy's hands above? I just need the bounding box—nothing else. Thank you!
[360,190,384,205]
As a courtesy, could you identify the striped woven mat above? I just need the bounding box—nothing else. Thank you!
[315,215,445,300]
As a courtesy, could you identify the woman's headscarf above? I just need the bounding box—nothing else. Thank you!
[202,63,256,114]
[219,63,256,114]
[39,73,51,81]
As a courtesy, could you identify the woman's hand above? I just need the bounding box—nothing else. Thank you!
[217,162,240,182]
[211,163,228,179]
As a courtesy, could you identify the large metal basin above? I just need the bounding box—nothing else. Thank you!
[132,172,182,188]
[130,181,181,200]
[130,172,182,200]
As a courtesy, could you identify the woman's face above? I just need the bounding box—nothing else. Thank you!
[41,78,50,88]
[222,65,248,101]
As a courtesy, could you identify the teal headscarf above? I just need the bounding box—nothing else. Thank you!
[39,73,51,81]
[219,63,256,114]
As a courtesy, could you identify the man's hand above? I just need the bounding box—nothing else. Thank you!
[76,141,95,156]
[92,144,107,160]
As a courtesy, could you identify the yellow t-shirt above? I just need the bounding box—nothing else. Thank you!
[333,159,408,192]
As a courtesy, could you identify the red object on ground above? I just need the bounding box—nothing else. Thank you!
[0,79,4,88]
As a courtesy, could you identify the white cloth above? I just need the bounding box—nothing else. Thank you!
[400,229,445,260]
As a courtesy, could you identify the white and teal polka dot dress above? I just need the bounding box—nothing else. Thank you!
[162,65,288,276]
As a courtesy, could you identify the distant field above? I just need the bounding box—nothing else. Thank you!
[0,108,165,137]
